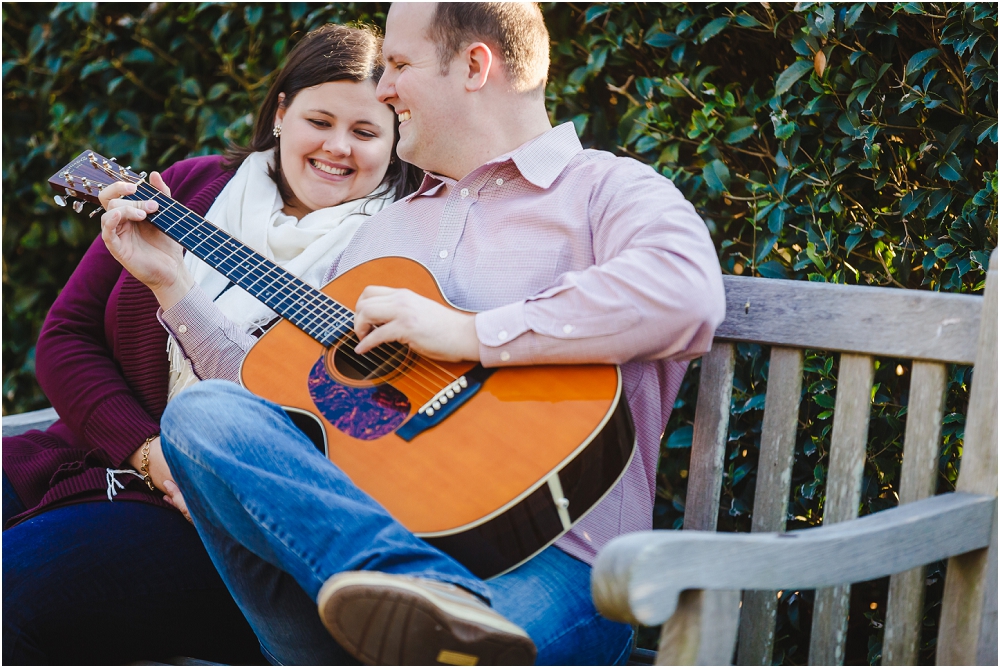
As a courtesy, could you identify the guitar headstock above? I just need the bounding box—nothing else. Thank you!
[48,150,146,215]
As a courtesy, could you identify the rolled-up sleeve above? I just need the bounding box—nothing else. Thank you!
[158,285,255,382]
[476,160,725,367]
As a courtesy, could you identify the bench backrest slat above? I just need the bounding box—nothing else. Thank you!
[737,347,804,665]
[717,276,982,364]
[937,252,998,665]
[883,361,948,665]
[808,353,875,665]
[683,342,735,532]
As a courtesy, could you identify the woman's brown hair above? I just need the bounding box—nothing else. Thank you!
[225,24,421,205]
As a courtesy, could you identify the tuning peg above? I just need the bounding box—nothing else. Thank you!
[54,195,67,207]
[65,187,78,198]
[139,171,147,179]
[72,201,84,214]
[89,206,105,219]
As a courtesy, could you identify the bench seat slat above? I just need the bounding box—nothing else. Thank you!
[882,361,947,665]
[737,347,803,665]
[808,353,874,666]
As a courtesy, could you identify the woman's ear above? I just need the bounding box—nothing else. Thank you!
[274,92,287,127]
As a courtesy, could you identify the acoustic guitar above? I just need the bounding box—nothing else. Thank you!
[50,150,635,578]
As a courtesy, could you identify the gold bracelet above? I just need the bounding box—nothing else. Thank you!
[138,435,157,491]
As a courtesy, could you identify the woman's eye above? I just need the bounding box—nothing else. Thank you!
[309,119,330,128]
[356,130,376,139]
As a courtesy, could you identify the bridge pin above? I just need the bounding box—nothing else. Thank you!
[458,376,468,388]
[445,389,454,399]
[432,401,441,411]
[425,407,434,416]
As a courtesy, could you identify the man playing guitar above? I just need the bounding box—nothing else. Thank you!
[100,3,725,665]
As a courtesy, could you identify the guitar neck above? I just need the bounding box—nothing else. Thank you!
[126,182,351,346]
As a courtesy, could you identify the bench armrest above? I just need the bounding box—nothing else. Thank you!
[592,491,995,626]
[2,407,59,437]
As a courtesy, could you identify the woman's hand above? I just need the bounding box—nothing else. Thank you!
[127,436,192,523]
[100,172,194,310]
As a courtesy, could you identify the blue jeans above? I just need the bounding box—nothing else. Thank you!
[2,474,263,665]
[160,380,633,665]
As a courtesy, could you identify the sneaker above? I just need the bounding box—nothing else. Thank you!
[317,571,537,665]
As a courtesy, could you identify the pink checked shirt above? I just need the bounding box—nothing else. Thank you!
[162,122,726,565]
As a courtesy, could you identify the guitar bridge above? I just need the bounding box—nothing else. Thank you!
[395,365,495,442]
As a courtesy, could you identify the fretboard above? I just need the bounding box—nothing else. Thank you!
[126,182,352,346]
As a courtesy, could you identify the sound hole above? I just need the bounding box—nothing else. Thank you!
[331,334,410,382]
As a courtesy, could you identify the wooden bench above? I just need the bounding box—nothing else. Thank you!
[6,253,996,665]
[593,250,997,665]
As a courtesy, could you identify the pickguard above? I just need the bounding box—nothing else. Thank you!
[307,356,410,440]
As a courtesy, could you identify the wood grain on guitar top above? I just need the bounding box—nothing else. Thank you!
[240,257,619,535]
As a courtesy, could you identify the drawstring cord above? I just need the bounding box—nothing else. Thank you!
[105,469,145,501]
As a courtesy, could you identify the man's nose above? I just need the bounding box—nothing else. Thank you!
[376,70,395,105]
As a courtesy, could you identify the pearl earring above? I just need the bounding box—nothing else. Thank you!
[272,125,282,138]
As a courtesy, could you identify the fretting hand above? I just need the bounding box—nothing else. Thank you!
[100,173,194,310]
[353,286,480,362]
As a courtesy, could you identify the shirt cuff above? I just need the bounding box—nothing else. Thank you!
[475,301,528,366]
[157,284,226,353]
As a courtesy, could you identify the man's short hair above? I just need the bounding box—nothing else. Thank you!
[426,2,550,94]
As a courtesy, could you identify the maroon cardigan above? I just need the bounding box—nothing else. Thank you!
[3,155,235,527]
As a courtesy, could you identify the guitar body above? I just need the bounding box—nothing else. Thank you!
[240,257,635,578]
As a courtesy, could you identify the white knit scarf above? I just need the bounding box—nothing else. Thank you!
[167,150,392,401]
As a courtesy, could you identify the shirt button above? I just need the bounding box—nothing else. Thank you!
[177,325,188,334]
[460,188,469,198]
[496,178,504,186]
[500,351,511,362]
[497,330,508,341]
[439,249,448,259]
[563,324,574,334]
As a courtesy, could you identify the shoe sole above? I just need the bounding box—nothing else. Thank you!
[318,572,536,666]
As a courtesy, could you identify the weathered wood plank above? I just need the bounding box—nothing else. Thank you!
[737,347,803,666]
[809,353,874,666]
[716,276,981,364]
[591,492,994,627]
[938,250,998,665]
[654,590,740,666]
[2,406,59,437]
[683,343,735,532]
[882,361,947,665]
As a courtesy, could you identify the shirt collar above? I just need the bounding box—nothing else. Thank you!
[406,122,583,199]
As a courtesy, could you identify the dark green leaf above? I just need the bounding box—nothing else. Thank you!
[775,60,815,95]
[697,17,730,44]
[702,159,730,194]
[665,425,693,449]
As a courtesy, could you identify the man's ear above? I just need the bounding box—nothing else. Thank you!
[464,42,494,92]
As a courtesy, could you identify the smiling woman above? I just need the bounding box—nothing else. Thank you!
[2,22,421,666]
[274,80,396,217]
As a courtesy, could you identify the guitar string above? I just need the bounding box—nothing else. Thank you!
[143,196,460,398]
[139,193,460,396]
[123,178,467,397]
[120,175,462,393]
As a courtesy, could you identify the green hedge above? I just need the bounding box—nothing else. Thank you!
[3,3,997,664]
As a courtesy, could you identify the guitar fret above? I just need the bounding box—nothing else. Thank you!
[128,185,355,343]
